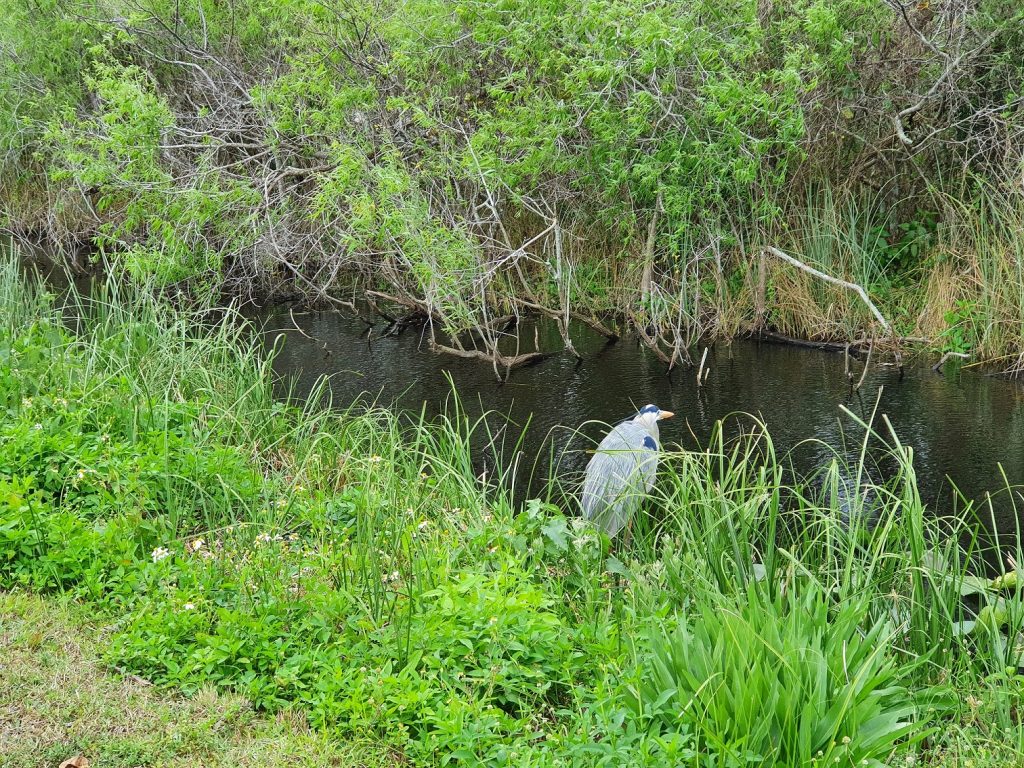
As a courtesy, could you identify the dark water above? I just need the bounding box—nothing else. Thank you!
[14,244,1024,549]
[262,306,1024,543]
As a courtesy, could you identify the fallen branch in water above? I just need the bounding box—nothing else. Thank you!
[427,339,554,380]
[932,350,970,372]
[288,307,331,356]
[754,330,862,354]
[524,301,619,340]
[629,315,673,366]
[764,247,893,336]
[365,290,435,319]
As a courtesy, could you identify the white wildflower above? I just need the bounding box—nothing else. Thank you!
[21,397,32,409]
[151,547,171,562]
[369,455,383,463]
[189,538,205,552]
[183,602,195,610]
[256,532,272,544]
[33,423,42,430]
[417,520,430,531]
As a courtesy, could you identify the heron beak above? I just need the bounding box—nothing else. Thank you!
[658,410,675,420]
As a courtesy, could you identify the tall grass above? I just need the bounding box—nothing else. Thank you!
[2,249,1024,765]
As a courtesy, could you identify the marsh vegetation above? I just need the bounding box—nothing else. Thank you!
[4,1,1024,763]
[2,256,1024,765]
[2,0,1024,369]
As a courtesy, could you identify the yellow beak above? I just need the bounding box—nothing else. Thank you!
[658,410,675,420]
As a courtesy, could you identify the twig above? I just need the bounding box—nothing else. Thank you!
[892,30,999,147]
[696,346,709,387]
[856,342,874,390]
[764,247,893,335]
[640,191,662,306]
[932,350,970,372]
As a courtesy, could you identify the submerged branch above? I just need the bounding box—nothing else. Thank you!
[427,339,553,380]
[932,350,970,372]
[514,299,618,340]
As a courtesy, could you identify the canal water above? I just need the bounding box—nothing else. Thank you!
[17,246,1024,551]
[261,305,1024,544]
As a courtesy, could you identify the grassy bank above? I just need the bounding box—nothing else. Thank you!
[2,254,1024,766]
[0,591,391,767]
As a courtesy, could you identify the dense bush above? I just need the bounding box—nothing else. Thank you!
[3,0,1024,363]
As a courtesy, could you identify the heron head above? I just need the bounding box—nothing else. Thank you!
[634,404,674,428]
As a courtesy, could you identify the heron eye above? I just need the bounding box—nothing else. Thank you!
[643,435,657,450]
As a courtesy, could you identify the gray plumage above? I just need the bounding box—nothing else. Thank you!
[581,405,672,538]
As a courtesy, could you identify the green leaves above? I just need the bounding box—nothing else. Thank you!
[633,585,944,766]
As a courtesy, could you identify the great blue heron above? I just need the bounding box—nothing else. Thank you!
[581,404,674,540]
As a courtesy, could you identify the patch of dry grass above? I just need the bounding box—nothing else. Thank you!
[0,591,395,768]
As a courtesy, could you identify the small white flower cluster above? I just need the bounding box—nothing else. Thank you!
[381,570,401,584]
[73,467,98,484]
[187,538,215,559]
[151,547,171,562]
[255,531,292,545]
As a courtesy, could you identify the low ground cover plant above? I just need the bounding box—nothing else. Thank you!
[2,256,1023,765]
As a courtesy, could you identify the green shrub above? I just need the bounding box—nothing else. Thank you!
[633,584,944,767]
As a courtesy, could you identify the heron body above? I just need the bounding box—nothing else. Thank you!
[581,404,673,538]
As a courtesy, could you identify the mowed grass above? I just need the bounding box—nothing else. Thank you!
[0,591,393,768]
[3,252,1024,766]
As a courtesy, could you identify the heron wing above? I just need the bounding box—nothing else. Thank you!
[580,422,659,536]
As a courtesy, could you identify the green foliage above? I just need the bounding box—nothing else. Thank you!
[4,0,1024,358]
[940,299,980,355]
[44,57,260,289]
[2,256,1023,765]
[633,585,939,767]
